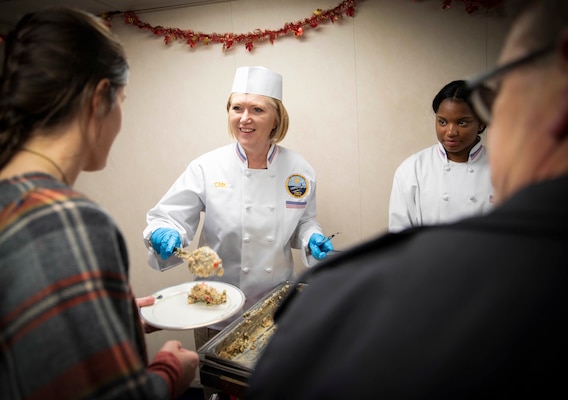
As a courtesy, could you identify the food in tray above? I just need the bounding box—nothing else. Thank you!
[216,284,294,363]
[174,246,224,277]
[187,282,227,305]
[218,322,277,360]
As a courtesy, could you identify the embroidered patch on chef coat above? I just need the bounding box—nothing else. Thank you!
[286,174,308,198]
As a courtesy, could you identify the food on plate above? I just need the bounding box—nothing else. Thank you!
[174,246,224,277]
[187,282,227,305]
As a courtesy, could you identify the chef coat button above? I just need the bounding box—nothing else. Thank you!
[242,267,250,273]
[442,193,449,201]
[245,171,251,177]
[243,236,251,243]
[468,167,474,173]
[443,165,450,171]
[268,205,275,211]
[245,205,251,211]
[264,266,273,273]
[266,236,274,242]
[468,195,477,202]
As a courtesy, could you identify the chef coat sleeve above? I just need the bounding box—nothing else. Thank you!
[388,162,418,233]
[143,162,206,271]
[294,179,323,267]
[144,241,183,272]
[300,234,324,267]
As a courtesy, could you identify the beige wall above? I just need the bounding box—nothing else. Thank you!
[69,0,511,383]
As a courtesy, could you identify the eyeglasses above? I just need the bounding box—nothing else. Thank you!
[465,45,554,124]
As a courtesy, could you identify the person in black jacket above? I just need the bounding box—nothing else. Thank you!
[244,0,568,398]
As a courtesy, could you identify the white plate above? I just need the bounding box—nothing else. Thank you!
[140,281,246,330]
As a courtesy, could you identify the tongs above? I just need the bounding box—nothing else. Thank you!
[308,232,340,256]
[321,232,340,245]
[173,246,224,277]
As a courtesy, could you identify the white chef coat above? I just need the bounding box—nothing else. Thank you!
[388,141,494,232]
[143,142,322,327]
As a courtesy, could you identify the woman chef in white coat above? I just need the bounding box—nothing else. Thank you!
[143,66,333,345]
[388,80,494,232]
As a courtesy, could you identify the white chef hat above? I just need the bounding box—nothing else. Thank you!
[231,66,283,101]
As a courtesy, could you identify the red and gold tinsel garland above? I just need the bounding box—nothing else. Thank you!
[436,0,505,13]
[0,0,505,47]
[119,0,356,52]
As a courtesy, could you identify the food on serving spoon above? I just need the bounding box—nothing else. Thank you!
[174,246,224,277]
[187,282,227,305]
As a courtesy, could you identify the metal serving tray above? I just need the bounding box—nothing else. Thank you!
[198,281,305,397]
[199,281,304,373]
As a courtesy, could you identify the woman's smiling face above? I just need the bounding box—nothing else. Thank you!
[228,93,278,153]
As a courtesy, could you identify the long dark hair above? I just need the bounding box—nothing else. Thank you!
[0,7,129,169]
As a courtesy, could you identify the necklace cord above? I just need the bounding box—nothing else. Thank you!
[21,148,69,185]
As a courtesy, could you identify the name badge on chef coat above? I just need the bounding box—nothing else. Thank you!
[286,174,308,208]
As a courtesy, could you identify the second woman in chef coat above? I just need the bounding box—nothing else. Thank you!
[143,66,333,339]
[388,80,493,232]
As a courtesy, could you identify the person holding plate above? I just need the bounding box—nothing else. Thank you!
[0,7,199,399]
[143,66,334,355]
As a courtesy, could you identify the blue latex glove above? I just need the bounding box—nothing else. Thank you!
[309,233,335,260]
[150,228,181,260]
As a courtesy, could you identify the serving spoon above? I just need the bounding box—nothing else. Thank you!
[173,246,224,277]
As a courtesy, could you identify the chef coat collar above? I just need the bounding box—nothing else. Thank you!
[234,142,278,166]
[436,140,483,163]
